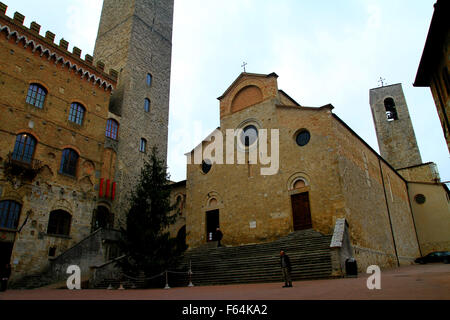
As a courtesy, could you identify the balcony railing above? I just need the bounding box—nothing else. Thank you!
[9,152,43,170]
[4,152,43,181]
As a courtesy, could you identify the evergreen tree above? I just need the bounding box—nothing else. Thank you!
[116,147,185,279]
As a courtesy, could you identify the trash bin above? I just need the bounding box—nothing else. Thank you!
[345,258,358,277]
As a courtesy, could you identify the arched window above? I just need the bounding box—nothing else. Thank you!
[59,148,79,176]
[106,119,119,140]
[140,138,147,153]
[146,73,152,87]
[0,200,21,229]
[47,210,71,236]
[68,102,85,125]
[26,83,47,108]
[12,133,36,163]
[384,98,398,121]
[144,98,150,112]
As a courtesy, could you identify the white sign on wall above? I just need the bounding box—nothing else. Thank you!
[249,221,256,229]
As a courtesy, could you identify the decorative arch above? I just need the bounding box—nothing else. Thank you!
[27,79,50,94]
[231,85,263,113]
[15,129,40,142]
[51,199,73,214]
[204,191,223,209]
[287,172,311,191]
[0,192,23,205]
[60,145,81,156]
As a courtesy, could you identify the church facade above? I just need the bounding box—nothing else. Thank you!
[182,72,423,271]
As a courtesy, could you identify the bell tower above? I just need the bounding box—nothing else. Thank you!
[93,0,174,222]
[369,83,422,169]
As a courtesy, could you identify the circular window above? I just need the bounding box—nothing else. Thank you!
[240,125,258,147]
[295,130,310,146]
[414,194,426,204]
[201,159,212,174]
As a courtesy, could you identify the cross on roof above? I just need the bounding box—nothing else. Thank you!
[241,62,247,72]
[378,77,386,87]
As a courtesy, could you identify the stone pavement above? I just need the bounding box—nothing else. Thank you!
[0,264,449,300]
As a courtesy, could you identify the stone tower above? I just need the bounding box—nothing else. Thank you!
[369,83,422,169]
[93,0,174,223]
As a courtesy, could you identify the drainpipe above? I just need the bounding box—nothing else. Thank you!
[378,159,400,267]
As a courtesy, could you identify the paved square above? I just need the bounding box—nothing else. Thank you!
[0,264,449,300]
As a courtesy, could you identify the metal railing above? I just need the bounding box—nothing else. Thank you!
[7,152,43,171]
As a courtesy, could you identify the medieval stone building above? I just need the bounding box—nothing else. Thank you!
[0,0,173,285]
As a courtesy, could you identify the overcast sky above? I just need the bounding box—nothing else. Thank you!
[5,0,449,182]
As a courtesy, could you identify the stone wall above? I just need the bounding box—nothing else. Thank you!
[332,115,420,271]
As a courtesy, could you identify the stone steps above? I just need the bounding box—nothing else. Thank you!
[92,229,334,289]
[167,229,333,287]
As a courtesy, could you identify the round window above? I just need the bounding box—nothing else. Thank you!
[240,125,258,146]
[414,194,426,204]
[201,159,212,174]
[296,130,310,146]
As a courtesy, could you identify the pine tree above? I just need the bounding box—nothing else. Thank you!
[116,147,184,280]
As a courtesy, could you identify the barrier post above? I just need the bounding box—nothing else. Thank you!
[164,270,170,289]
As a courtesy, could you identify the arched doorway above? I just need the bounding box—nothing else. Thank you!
[206,210,219,242]
[176,225,187,251]
[92,205,113,231]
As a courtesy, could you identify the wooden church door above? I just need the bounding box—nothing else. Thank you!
[291,192,312,230]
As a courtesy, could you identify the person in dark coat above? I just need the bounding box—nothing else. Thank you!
[215,227,223,247]
[0,263,12,292]
[280,250,292,287]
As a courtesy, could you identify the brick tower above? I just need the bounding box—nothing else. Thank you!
[369,83,422,169]
[93,0,174,223]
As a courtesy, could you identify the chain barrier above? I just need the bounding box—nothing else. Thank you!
[111,260,196,289]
